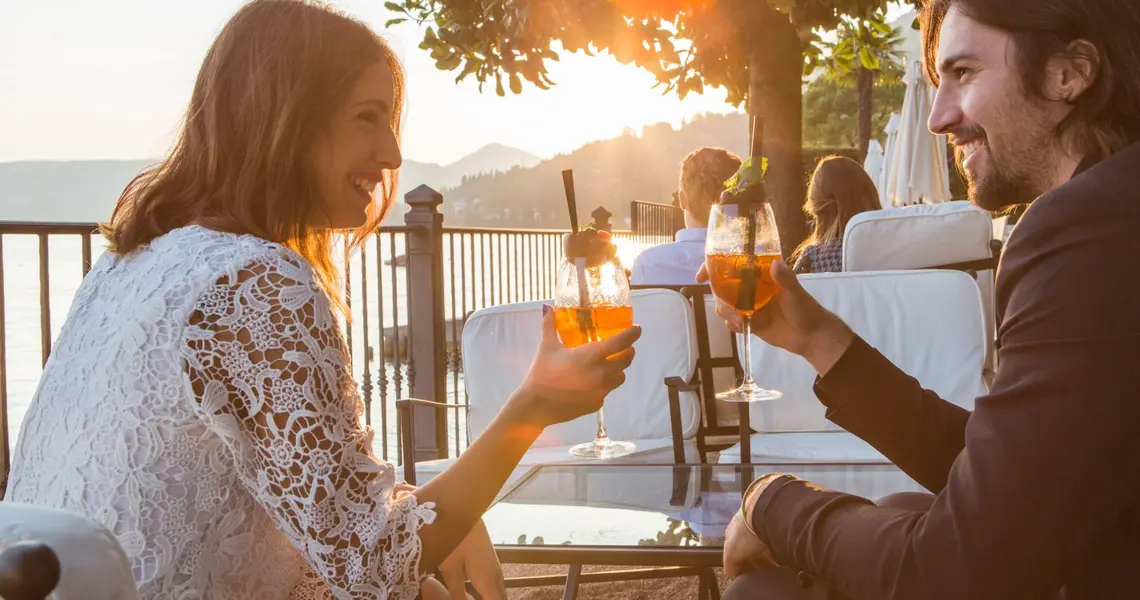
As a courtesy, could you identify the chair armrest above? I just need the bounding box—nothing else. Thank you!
[664,376,699,394]
[395,398,469,486]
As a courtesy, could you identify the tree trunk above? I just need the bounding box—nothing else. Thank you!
[856,66,874,161]
[747,5,808,259]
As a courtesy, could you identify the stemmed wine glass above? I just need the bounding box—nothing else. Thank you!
[554,246,637,459]
[705,200,784,403]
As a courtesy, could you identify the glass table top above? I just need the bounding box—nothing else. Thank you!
[482,462,923,550]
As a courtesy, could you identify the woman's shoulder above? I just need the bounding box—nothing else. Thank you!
[125,225,323,307]
[155,225,314,277]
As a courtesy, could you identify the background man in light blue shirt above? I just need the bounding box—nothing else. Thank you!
[631,147,742,286]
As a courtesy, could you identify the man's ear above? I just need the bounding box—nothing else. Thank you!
[677,190,689,210]
[1046,38,1099,104]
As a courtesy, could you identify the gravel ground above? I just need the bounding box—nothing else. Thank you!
[501,564,728,600]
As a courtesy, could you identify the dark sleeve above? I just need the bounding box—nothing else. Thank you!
[812,336,970,493]
[749,195,1140,599]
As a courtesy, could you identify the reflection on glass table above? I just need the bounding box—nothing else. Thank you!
[481,462,925,565]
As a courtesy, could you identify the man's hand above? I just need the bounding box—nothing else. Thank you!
[723,510,776,578]
[697,258,854,376]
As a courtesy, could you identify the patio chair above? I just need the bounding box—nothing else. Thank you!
[0,502,139,600]
[700,270,988,478]
[640,285,754,465]
[397,287,703,488]
[842,201,1003,373]
[397,288,709,599]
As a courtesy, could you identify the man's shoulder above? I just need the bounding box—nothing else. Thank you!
[630,241,703,286]
[1018,142,1140,238]
[998,142,1140,332]
[631,240,690,271]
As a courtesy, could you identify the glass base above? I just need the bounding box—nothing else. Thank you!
[716,382,783,403]
[569,438,637,459]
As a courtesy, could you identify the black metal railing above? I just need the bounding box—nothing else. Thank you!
[630,200,682,249]
[0,187,664,491]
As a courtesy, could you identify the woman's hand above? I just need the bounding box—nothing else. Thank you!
[393,485,505,600]
[696,259,853,375]
[438,520,506,600]
[509,306,641,429]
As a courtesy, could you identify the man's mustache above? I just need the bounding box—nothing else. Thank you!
[948,125,986,144]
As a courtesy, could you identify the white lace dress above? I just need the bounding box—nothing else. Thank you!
[8,225,436,600]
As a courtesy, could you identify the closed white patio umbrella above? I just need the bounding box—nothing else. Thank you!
[876,112,900,208]
[864,138,885,193]
[881,60,952,207]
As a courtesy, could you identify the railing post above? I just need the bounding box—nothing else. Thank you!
[591,206,612,232]
[403,185,448,462]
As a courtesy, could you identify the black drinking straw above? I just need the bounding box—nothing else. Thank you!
[736,117,763,312]
[562,169,580,233]
[561,169,595,336]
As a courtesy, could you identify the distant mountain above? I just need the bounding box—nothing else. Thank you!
[445,143,541,179]
[0,144,540,223]
[440,112,752,228]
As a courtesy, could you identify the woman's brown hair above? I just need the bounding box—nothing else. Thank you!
[791,156,881,264]
[100,0,404,307]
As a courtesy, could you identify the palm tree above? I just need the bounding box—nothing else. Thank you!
[813,12,907,160]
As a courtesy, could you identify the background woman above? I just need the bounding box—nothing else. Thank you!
[791,156,883,274]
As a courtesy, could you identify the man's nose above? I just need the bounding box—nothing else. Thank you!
[928,85,962,136]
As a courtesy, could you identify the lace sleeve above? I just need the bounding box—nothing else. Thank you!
[181,250,436,600]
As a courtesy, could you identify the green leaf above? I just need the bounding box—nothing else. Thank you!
[724,156,769,190]
[385,17,407,27]
[859,48,880,70]
[495,74,505,97]
[383,1,402,12]
[437,53,461,71]
[509,72,522,94]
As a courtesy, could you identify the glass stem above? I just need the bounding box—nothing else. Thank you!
[741,316,755,387]
[595,404,610,446]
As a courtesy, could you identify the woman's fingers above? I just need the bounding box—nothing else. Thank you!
[592,325,642,358]
[460,523,507,600]
[604,347,636,372]
[438,556,468,600]
[602,372,627,392]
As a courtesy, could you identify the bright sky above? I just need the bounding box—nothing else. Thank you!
[0,1,911,165]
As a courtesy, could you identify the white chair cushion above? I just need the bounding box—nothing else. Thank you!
[842,201,994,271]
[842,201,999,358]
[0,502,139,600]
[743,270,988,433]
[462,289,702,449]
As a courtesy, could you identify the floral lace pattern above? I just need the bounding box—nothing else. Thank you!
[9,226,435,600]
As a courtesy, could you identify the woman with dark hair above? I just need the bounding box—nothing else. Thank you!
[6,2,640,599]
[790,156,882,274]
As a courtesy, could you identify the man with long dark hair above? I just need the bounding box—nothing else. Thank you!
[711,0,1140,598]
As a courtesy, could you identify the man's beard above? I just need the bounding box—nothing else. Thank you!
[956,142,1044,212]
